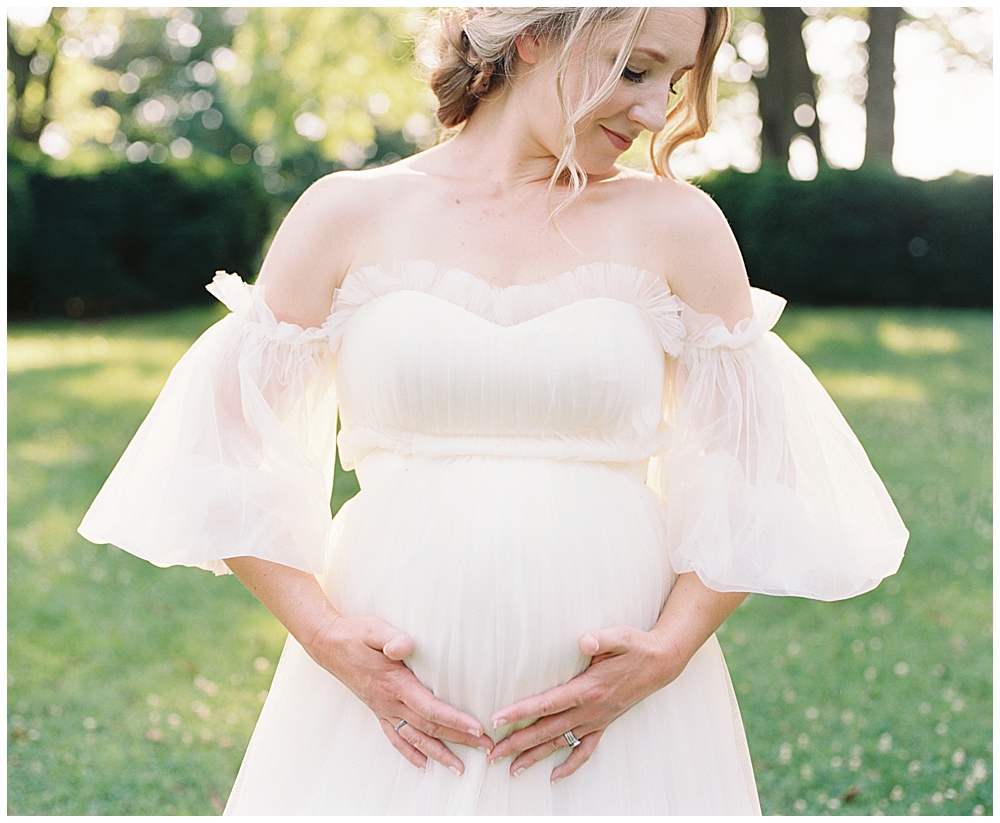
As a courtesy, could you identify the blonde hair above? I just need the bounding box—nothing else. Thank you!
[425,7,731,216]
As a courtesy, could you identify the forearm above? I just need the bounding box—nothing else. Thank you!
[224,556,340,651]
[650,571,747,668]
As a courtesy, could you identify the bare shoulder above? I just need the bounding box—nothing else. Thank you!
[253,167,407,327]
[614,172,753,328]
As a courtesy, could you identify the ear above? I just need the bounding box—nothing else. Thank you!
[514,32,541,64]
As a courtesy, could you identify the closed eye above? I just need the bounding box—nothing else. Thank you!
[622,66,646,84]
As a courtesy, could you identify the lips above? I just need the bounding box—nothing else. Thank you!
[601,126,634,151]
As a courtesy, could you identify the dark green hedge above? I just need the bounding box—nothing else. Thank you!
[7,155,271,318]
[699,166,992,308]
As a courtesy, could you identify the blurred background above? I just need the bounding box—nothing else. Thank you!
[7,6,993,816]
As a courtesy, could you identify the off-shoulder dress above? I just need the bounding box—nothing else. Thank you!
[80,261,907,814]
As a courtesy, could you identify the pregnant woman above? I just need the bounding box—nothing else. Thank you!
[80,7,907,814]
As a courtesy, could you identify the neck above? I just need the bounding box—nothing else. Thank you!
[445,89,558,192]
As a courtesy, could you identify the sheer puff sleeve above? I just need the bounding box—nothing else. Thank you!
[649,288,908,601]
[78,272,339,576]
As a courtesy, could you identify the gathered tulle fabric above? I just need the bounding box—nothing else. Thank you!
[79,273,339,575]
[651,290,908,600]
[79,260,907,815]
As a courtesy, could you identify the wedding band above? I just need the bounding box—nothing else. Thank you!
[563,730,581,748]
[394,719,407,732]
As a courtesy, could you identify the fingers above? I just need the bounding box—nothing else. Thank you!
[396,705,493,752]
[396,721,468,775]
[402,679,486,739]
[579,625,636,657]
[378,717,427,771]
[489,712,583,762]
[550,729,603,783]
[490,681,583,730]
[354,616,414,660]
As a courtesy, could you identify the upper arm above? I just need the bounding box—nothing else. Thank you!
[652,182,753,330]
[254,173,365,329]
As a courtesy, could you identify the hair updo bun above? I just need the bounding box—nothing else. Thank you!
[429,8,522,128]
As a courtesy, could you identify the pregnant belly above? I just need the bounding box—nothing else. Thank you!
[325,450,675,732]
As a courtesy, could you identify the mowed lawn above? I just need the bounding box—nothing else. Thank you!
[7,303,992,815]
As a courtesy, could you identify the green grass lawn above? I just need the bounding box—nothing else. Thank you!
[7,304,992,815]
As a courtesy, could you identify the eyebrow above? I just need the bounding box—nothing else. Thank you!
[632,47,695,71]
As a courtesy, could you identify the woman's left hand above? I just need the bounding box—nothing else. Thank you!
[486,625,686,783]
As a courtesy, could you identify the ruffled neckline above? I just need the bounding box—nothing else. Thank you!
[208,262,786,355]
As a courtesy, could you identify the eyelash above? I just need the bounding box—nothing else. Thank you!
[621,67,678,96]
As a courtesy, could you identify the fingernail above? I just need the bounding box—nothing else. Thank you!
[478,746,489,754]
[493,718,507,729]
[419,766,426,773]
[514,768,525,778]
[468,728,480,736]
[449,766,461,776]
[551,777,561,785]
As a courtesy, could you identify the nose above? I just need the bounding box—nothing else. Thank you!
[628,93,669,135]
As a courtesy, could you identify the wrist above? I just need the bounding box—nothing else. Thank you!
[647,627,691,686]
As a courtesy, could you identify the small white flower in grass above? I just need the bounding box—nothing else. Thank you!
[952,748,966,767]
[918,702,931,715]
[27,729,41,741]
[779,743,793,764]
[878,733,893,753]
[787,641,802,656]
[935,722,948,735]
[864,666,878,681]
[827,798,841,810]
[971,759,988,781]
[257,691,268,704]
[890,786,904,802]
[167,713,181,727]
[841,709,855,724]
[973,805,985,815]
[908,802,921,814]
[800,764,813,781]
[816,793,829,805]
[783,689,796,703]
[951,698,965,712]
[831,756,843,769]
[931,792,944,805]
[83,717,97,730]
[798,733,810,748]
[805,707,820,721]
[893,662,909,676]
[907,760,921,775]
[793,799,807,812]
[253,657,270,673]
[851,639,865,654]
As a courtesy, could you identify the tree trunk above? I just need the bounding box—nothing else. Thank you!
[864,7,901,167]
[756,7,823,166]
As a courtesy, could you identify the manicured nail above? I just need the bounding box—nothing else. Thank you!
[493,718,507,728]
[514,768,525,778]
[468,728,480,736]
[449,766,461,776]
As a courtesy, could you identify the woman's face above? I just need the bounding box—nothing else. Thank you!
[525,8,706,177]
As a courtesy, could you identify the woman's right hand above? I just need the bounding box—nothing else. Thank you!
[303,612,494,774]
[224,556,492,775]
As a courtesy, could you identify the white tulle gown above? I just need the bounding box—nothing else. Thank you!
[79,261,908,815]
